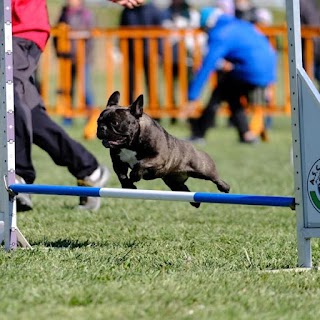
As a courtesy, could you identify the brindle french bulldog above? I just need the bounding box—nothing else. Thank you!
[97,91,230,208]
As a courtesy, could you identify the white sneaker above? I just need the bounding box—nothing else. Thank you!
[15,175,33,212]
[77,166,110,211]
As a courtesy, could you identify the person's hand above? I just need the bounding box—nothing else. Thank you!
[110,0,144,9]
[221,60,234,72]
[179,101,200,119]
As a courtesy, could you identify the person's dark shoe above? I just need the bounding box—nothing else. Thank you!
[240,131,259,144]
[15,175,33,212]
[170,117,177,125]
[62,117,73,126]
[77,165,110,211]
[260,129,269,142]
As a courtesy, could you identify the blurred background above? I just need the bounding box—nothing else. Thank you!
[46,0,288,27]
[40,0,320,141]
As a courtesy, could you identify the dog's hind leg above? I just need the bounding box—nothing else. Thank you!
[210,177,230,193]
[190,170,230,194]
[162,175,200,208]
[190,152,230,193]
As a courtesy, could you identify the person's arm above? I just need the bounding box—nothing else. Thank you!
[188,40,228,101]
[110,0,144,9]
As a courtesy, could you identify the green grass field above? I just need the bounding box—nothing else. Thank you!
[1,115,320,320]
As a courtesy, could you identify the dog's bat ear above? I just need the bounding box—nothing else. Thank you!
[106,91,120,107]
[129,94,144,118]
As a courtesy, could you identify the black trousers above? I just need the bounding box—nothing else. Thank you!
[190,73,262,140]
[13,37,98,184]
[128,56,150,103]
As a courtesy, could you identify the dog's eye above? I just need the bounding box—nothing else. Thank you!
[110,120,119,126]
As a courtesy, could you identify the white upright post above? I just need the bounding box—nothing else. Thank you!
[286,0,320,267]
[0,0,17,250]
[0,0,30,250]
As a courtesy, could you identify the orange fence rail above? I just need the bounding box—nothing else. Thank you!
[37,24,320,138]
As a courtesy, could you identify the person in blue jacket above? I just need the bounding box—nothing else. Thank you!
[187,7,277,143]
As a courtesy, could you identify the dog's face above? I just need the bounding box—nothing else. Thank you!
[97,91,144,148]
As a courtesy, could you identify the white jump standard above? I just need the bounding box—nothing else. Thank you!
[0,0,30,250]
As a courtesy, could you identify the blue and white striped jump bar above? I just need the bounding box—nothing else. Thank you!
[9,184,295,208]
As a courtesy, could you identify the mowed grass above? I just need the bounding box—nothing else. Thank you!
[1,115,320,320]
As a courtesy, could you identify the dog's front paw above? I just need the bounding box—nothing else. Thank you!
[190,202,201,208]
[124,183,137,189]
[130,169,141,182]
[121,180,137,189]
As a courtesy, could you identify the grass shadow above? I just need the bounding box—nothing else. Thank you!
[33,238,99,249]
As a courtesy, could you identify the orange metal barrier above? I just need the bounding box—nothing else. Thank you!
[38,24,320,138]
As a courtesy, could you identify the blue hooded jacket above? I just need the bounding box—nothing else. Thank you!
[188,15,277,101]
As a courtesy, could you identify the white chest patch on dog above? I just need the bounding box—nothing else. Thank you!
[119,149,138,168]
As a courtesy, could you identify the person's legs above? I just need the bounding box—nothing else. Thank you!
[171,64,178,125]
[13,37,43,210]
[128,57,135,103]
[31,105,109,210]
[143,56,161,122]
[227,94,250,141]
[84,63,95,108]
[226,80,256,142]
[189,75,227,139]
[32,105,99,179]
[13,37,42,184]
[314,63,320,87]
[189,74,255,143]
[62,63,76,126]
[70,63,76,106]
[189,92,221,139]
[14,94,36,184]
[14,93,36,212]
[13,37,109,211]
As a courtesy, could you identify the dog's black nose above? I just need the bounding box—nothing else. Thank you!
[97,126,107,140]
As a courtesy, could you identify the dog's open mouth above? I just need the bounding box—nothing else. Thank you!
[102,138,126,148]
